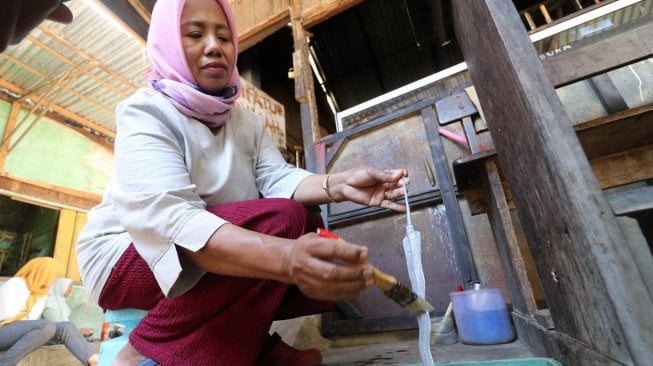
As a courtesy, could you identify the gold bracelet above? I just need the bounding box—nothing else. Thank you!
[322,174,335,202]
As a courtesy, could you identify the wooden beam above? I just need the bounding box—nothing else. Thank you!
[127,0,151,24]
[302,0,364,29]
[452,1,652,364]
[575,103,653,160]
[542,15,653,88]
[0,79,116,139]
[0,103,21,171]
[513,313,625,366]
[291,0,319,171]
[0,54,50,80]
[239,9,290,52]
[95,0,148,43]
[33,27,140,91]
[592,144,653,190]
[5,69,74,153]
[482,158,538,316]
[0,174,101,211]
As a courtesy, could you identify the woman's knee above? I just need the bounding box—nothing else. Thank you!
[261,198,322,238]
[56,321,77,332]
[206,198,323,238]
[34,320,57,338]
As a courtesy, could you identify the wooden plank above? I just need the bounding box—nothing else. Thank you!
[575,103,653,160]
[454,104,653,193]
[541,14,653,88]
[69,211,87,280]
[301,0,364,29]
[95,0,148,43]
[454,143,653,210]
[0,102,20,171]
[53,209,77,278]
[607,184,653,215]
[291,0,319,171]
[321,312,416,337]
[513,313,625,366]
[482,159,537,317]
[0,79,116,139]
[591,144,653,189]
[126,0,151,25]
[588,74,629,114]
[452,1,652,364]
[616,216,653,296]
[0,174,101,211]
[422,106,478,285]
[239,9,290,52]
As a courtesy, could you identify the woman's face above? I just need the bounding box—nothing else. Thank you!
[180,0,235,94]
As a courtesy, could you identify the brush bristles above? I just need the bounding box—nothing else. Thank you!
[383,283,434,315]
[404,296,434,315]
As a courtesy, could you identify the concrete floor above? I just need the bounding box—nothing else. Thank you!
[7,332,541,366]
[321,331,538,366]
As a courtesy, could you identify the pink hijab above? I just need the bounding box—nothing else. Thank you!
[147,0,241,127]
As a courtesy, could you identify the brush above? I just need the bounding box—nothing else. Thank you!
[317,228,434,315]
[431,301,457,345]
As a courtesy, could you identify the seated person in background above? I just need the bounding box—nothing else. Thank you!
[43,278,94,338]
[0,257,98,366]
[0,0,74,52]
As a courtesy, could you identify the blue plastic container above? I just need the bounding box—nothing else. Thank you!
[450,288,515,345]
[98,308,147,366]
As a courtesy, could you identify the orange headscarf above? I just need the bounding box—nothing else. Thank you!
[0,257,64,327]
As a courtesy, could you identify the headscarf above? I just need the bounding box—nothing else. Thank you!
[0,257,64,326]
[43,278,74,322]
[147,0,241,127]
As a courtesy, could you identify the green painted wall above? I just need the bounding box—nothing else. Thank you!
[0,100,113,195]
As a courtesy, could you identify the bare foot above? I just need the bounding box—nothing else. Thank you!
[112,342,147,366]
[88,353,99,366]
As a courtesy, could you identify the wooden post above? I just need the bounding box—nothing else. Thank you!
[291,0,320,172]
[0,102,21,171]
[452,1,652,364]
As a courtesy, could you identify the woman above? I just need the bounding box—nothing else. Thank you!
[0,257,98,366]
[42,278,95,338]
[75,0,408,365]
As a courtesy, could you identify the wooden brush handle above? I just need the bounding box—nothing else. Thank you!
[372,266,398,291]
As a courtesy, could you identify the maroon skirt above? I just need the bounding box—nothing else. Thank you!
[98,198,334,366]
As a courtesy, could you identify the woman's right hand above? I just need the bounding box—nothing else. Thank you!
[282,232,373,301]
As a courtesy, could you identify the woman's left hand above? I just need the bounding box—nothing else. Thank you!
[331,168,408,212]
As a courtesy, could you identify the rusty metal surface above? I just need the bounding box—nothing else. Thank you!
[332,205,458,320]
[435,92,478,125]
[325,111,470,220]
[327,114,436,217]
[320,91,483,336]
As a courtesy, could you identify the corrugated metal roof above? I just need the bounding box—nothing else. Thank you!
[309,0,652,113]
[310,0,461,111]
[0,0,649,143]
[0,0,147,140]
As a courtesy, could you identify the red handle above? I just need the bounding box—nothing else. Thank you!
[317,228,340,240]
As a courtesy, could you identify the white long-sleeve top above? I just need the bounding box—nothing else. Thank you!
[0,277,46,321]
[76,88,312,302]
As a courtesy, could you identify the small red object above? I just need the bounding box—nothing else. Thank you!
[456,284,464,292]
[317,228,340,240]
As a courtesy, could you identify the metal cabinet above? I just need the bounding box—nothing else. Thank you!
[315,85,483,336]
